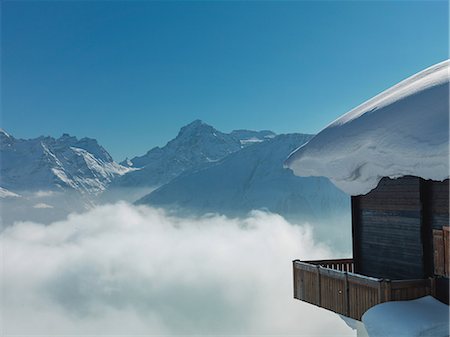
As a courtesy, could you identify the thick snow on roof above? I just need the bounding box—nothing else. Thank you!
[285,60,449,195]
[362,296,449,337]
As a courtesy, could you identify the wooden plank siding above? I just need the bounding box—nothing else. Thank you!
[433,229,445,276]
[350,176,448,303]
[425,179,449,286]
[319,268,347,315]
[444,227,450,276]
[293,262,319,305]
[429,179,449,230]
[432,226,450,278]
[347,273,381,320]
[389,279,435,300]
[353,176,426,279]
[351,196,362,274]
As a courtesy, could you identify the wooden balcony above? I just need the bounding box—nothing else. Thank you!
[293,259,435,320]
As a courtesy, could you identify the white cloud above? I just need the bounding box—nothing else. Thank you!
[0,202,355,336]
[32,202,54,209]
[33,190,57,197]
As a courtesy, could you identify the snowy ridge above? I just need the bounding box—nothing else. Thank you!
[0,132,132,195]
[285,60,450,195]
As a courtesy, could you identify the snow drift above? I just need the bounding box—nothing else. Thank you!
[285,60,450,195]
[362,296,449,337]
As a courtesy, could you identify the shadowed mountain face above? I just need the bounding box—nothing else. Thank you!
[137,133,349,223]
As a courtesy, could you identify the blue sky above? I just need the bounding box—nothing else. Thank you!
[2,1,448,160]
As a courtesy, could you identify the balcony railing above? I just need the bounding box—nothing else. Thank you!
[293,259,435,320]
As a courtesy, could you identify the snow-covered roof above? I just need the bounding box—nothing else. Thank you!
[285,60,450,195]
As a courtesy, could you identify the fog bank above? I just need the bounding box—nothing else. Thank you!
[1,203,354,335]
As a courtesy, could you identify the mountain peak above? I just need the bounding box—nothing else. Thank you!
[177,120,215,138]
[188,119,204,126]
[58,133,78,143]
[183,119,208,129]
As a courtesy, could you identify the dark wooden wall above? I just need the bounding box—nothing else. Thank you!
[353,176,426,279]
[427,180,449,231]
[351,176,449,304]
[427,179,449,304]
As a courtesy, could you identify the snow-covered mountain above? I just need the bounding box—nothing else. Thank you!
[0,130,131,195]
[137,133,350,224]
[111,120,276,192]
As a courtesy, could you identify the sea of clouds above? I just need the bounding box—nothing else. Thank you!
[0,202,356,336]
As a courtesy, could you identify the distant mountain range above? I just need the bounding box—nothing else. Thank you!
[0,121,350,229]
[0,129,131,195]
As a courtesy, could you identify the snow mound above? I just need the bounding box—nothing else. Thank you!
[362,296,449,337]
[285,60,450,195]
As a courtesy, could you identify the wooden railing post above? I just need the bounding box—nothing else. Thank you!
[384,279,391,302]
[378,280,384,303]
[316,265,321,306]
[293,261,297,299]
[429,277,436,297]
[299,264,304,300]
[344,272,350,317]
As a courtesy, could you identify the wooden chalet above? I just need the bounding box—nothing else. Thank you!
[293,175,449,320]
[288,60,450,321]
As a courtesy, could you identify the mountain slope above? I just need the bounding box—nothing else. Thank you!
[137,133,349,223]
